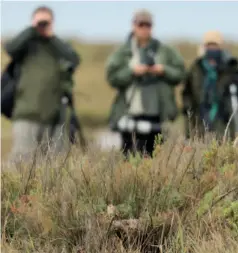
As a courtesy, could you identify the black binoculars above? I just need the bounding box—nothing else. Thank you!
[37,20,50,28]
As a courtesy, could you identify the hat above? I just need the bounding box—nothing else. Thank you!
[203,31,224,47]
[133,9,153,24]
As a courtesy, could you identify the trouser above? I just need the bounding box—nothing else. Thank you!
[9,120,67,163]
[184,113,235,141]
[121,132,160,157]
[120,115,162,157]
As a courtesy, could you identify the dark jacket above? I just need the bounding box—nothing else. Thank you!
[1,57,86,146]
[183,55,238,139]
[4,27,80,124]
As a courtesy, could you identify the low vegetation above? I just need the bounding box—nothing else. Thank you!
[1,136,238,252]
[1,39,238,252]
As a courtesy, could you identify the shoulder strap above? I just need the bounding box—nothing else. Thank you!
[125,85,137,110]
[125,37,139,111]
[151,39,160,54]
[125,38,161,111]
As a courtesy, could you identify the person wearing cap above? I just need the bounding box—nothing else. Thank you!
[182,31,238,140]
[106,9,185,157]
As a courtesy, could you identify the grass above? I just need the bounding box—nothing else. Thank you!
[1,39,238,252]
[1,136,238,252]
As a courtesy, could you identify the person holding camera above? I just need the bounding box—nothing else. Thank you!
[106,9,185,157]
[4,6,80,161]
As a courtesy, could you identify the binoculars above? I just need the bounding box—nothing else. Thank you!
[37,20,50,28]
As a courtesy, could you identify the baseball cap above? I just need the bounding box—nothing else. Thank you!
[133,9,153,24]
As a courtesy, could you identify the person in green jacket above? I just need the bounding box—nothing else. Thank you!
[106,9,185,156]
[5,6,80,161]
[182,31,238,141]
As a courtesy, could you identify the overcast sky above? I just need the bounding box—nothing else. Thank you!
[1,1,238,42]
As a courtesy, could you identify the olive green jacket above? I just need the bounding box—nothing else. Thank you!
[5,27,80,124]
[106,36,185,130]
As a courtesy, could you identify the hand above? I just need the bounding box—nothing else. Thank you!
[42,24,53,37]
[149,64,165,75]
[35,23,53,37]
[32,15,42,27]
[32,13,53,37]
[132,64,149,76]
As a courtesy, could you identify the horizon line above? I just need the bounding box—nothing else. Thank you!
[1,34,238,44]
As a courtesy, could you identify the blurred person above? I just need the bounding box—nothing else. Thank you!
[183,31,238,140]
[106,9,185,157]
[3,6,80,161]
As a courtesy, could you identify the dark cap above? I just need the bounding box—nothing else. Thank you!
[133,9,153,24]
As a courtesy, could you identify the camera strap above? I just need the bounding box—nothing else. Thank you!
[147,39,160,60]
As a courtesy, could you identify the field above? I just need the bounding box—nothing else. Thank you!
[1,40,238,156]
[1,39,238,252]
[2,137,238,252]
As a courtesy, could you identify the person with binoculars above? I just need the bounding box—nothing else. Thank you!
[183,31,238,141]
[106,9,185,157]
[4,6,80,161]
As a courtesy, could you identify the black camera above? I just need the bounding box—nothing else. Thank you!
[146,55,155,66]
[141,52,155,66]
[37,20,49,28]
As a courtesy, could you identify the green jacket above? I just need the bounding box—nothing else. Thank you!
[106,35,185,130]
[183,55,238,139]
[5,27,80,124]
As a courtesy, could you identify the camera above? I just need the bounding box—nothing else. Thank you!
[141,51,155,66]
[146,55,155,66]
[37,20,49,28]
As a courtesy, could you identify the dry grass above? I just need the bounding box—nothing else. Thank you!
[1,136,238,252]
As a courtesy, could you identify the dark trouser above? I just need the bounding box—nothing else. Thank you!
[120,115,161,157]
[121,132,160,157]
[184,112,235,141]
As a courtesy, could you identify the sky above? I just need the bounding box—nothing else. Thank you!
[1,1,238,43]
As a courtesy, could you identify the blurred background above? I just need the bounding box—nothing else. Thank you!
[1,1,238,157]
